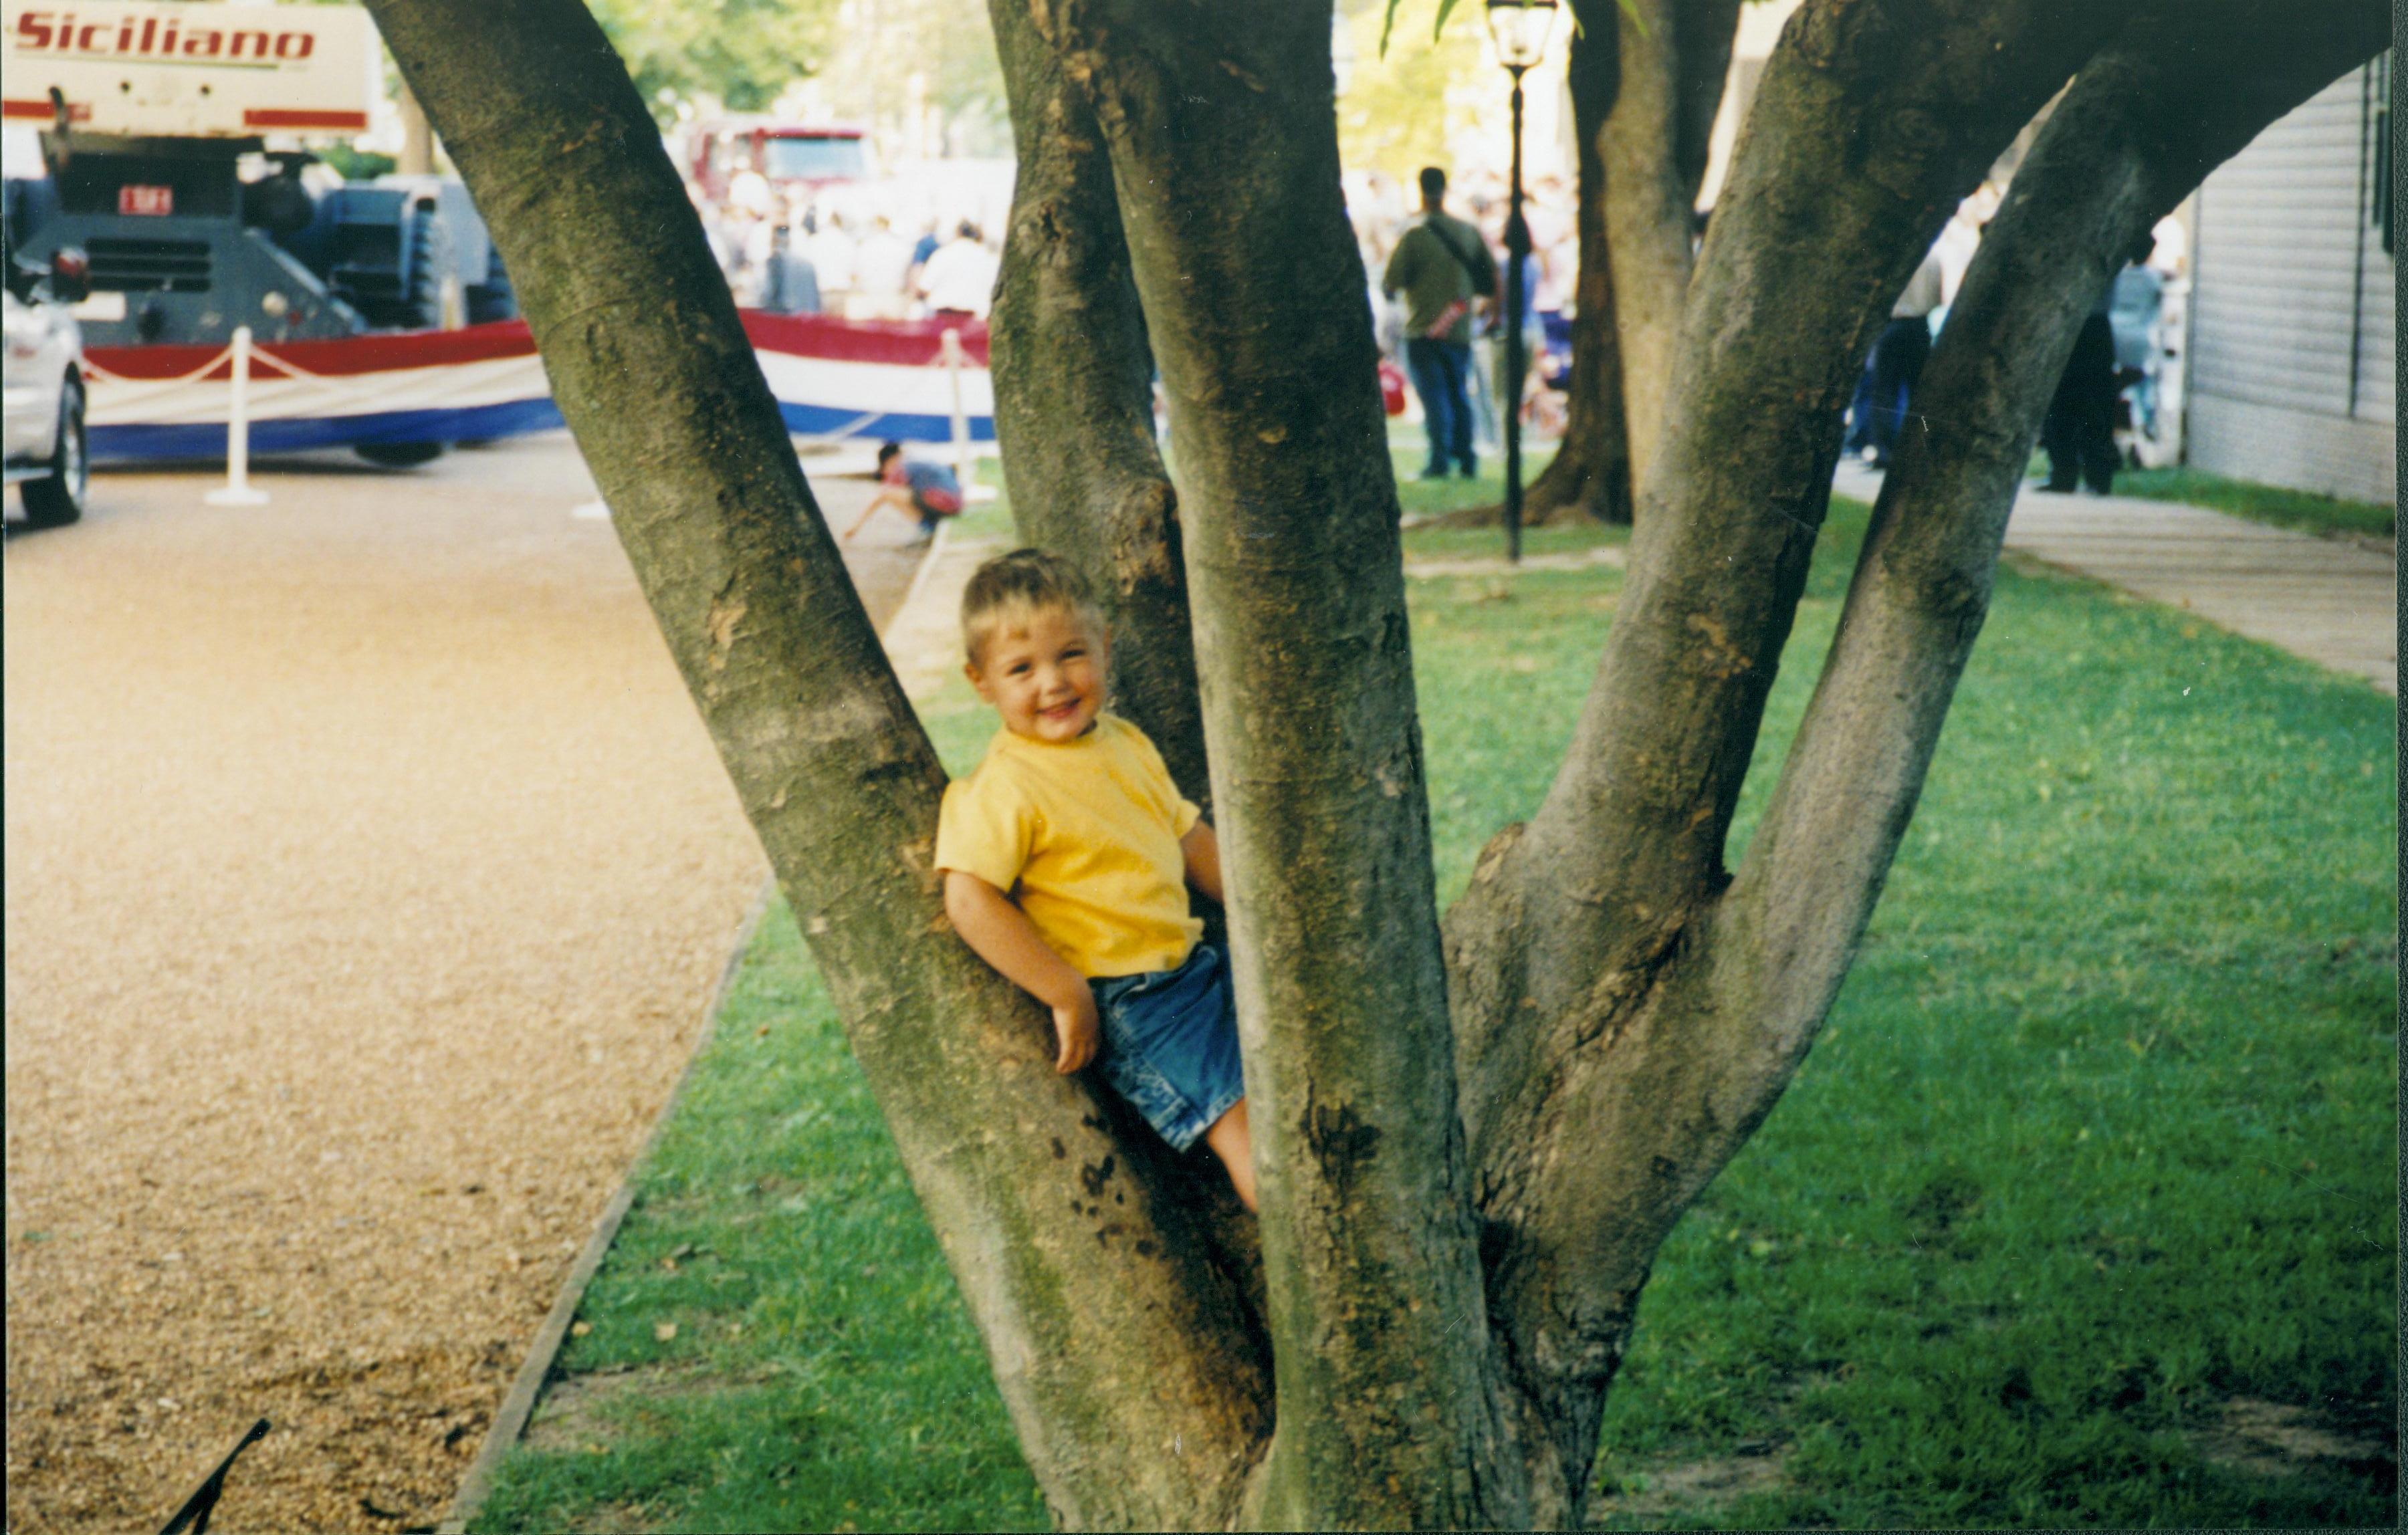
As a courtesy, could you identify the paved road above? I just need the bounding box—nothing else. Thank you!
[3,435,913,1535]
[1834,463,2396,694]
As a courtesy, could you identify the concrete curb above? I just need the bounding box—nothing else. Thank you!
[437,878,773,1535]
[437,527,972,1535]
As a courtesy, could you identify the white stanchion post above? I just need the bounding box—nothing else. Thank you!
[205,326,269,507]
[941,326,972,493]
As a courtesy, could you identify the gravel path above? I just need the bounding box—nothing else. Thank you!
[3,438,913,1534]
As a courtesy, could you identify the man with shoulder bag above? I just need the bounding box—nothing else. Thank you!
[1382,166,1497,481]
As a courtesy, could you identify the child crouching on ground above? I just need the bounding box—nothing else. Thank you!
[934,550,1256,1210]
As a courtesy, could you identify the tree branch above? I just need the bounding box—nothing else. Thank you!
[1724,0,2391,1094]
[364,2,1269,1524]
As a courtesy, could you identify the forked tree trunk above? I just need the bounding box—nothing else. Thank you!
[1442,0,2141,1508]
[1521,1,1632,525]
[986,0,1208,807]
[1442,0,2382,1515]
[373,0,2377,1524]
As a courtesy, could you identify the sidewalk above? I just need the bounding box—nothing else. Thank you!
[879,524,1009,701]
[1834,463,2397,695]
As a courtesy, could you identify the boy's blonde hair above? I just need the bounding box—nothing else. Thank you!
[960,548,1105,667]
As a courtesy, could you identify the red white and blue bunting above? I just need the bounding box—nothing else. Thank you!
[84,312,994,462]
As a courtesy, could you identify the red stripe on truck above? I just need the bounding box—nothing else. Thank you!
[3,98,89,120]
[241,109,370,129]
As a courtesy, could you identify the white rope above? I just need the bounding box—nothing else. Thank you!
[78,343,235,388]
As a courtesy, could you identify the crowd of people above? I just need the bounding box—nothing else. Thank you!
[1842,181,2185,495]
[1353,157,2187,497]
[1347,162,1579,480]
[685,154,1001,322]
[679,144,2181,497]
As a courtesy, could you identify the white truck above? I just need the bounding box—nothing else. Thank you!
[1,1,513,358]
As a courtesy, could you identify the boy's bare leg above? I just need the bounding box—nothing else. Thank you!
[1202,1098,1256,1212]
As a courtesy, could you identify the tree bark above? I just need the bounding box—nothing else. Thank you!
[1521,1,1632,526]
[1601,0,1739,493]
[986,0,1208,808]
[365,3,1270,1526]
[1033,2,1524,1525]
[1443,0,2140,1516]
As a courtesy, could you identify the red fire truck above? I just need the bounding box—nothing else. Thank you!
[685,119,869,205]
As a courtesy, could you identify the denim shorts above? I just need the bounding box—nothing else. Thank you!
[1091,943,1246,1153]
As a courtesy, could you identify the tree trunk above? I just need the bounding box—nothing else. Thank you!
[364,3,1271,1526]
[1601,0,1739,493]
[1032,1,1524,1525]
[1521,1,1632,526]
[986,0,1208,808]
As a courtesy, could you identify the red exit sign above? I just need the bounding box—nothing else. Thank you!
[118,183,173,215]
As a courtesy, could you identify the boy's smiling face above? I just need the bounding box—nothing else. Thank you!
[967,604,1107,743]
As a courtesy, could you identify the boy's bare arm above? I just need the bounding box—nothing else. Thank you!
[1179,820,1223,907]
[944,870,1099,1074]
[840,485,909,542]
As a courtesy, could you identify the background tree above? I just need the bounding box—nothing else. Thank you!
[1524,0,1738,523]
[814,0,1016,159]
[588,0,835,120]
[1517,0,1634,523]
[368,0,2384,1524]
[1333,0,1487,185]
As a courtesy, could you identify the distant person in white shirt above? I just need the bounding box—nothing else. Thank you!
[726,161,773,219]
[804,211,859,308]
[854,215,915,319]
[917,221,1000,322]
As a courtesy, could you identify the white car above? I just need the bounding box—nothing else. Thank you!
[4,247,90,527]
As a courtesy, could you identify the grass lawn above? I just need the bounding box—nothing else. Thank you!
[467,478,2393,1532]
[2092,465,2393,543]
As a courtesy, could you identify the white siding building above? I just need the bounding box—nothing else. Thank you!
[2184,54,2394,506]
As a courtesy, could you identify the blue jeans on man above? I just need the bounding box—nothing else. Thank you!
[1846,317,1932,465]
[1404,337,1476,479]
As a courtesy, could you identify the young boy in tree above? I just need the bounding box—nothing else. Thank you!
[936,550,1256,1210]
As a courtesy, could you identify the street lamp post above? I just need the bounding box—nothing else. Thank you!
[1485,0,1557,566]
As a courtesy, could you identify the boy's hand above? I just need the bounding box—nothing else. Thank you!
[1051,987,1099,1075]
[943,870,1101,1075]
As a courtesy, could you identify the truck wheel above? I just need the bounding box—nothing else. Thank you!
[20,375,88,527]
[466,251,518,325]
[354,440,447,468]
[403,204,448,331]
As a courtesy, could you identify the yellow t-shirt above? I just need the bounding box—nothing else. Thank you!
[934,714,1202,978]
